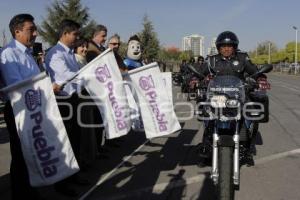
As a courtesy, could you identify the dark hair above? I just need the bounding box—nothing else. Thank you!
[128,34,140,43]
[9,13,34,38]
[74,38,88,53]
[92,24,107,38]
[57,19,80,39]
[197,56,204,62]
[189,57,195,63]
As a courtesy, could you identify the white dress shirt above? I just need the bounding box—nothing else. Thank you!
[0,39,40,86]
[45,41,81,96]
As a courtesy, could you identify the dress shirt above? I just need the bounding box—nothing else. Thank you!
[0,39,40,86]
[45,41,81,96]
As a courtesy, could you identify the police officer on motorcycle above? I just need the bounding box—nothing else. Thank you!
[200,31,259,79]
[197,31,270,164]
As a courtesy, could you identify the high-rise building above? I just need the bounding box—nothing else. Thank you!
[182,34,205,56]
[208,37,217,55]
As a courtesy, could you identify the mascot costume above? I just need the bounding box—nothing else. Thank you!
[124,35,143,70]
[123,35,144,131]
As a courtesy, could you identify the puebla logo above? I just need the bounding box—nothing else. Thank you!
[25,89,41,111]
[139,75,155,91]
[95,64,111,83]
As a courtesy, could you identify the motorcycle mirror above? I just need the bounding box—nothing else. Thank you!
[250,64,273,78]
[258,64,273,74]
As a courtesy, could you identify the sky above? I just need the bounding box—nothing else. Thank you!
[0,0,300,53]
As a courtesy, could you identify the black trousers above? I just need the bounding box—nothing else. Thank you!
[4,102,40,200]
[55,93,81,165]
[54,93,83,190]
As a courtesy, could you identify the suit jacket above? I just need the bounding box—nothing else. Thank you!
[86,41,105,63]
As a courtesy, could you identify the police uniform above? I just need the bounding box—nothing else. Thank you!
[200,51,258,80]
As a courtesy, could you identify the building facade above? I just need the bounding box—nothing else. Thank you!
[208,37,217,55]
[182,34,205,57]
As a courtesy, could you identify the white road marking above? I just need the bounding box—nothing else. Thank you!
[254,148,300,165]
[79,139,150,200]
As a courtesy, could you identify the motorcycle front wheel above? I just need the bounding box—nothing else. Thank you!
[218,146,234,200]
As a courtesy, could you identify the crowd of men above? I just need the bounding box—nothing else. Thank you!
[0,13,137,199]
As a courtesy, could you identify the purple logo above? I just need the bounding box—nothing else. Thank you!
[25,89,41,111]
[145,91,168,132]
[95,64,111,83]
[139,75,155,91]
[106,81,127,131]
[25,89,59,178]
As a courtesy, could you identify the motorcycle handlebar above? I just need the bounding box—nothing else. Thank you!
[186,64,205,79]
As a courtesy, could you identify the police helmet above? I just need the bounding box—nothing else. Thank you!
[215,31,239,49]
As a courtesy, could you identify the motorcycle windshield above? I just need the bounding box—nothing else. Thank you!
[207,75,245,101]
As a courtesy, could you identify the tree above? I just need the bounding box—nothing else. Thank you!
[39,0,97,46]
[138,15,160,61]
[285,42,300,62]
[256,41,278,55]
[158,46,181,61]
[179,50,193,61]
[118,41,127,58]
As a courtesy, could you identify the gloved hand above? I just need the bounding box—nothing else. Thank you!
[257,77,270,90]
[204,74,213,84]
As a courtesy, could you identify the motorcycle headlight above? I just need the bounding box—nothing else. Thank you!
[226,99,239,108]
[211,95,227,108]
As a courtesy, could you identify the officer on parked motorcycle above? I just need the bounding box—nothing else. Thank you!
[197,31,270,163]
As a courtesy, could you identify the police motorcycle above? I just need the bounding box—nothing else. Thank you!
[188,64,272,200]
[180,70,189,93]
[180,64,200,100]
[172,72,182,86]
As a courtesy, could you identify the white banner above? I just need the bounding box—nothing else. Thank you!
[2,72,79,186]
[127,63,181,138]
[124,83,144,131]
[77,49,131,139]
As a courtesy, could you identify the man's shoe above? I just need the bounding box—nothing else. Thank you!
[245,153,255,167]
[198,143,211,159]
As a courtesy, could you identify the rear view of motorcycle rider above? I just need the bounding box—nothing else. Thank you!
[197,31,270,163]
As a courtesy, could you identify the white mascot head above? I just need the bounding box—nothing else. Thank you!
[127,35,142,60]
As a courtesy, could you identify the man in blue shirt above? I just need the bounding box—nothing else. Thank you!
[45,19,89,197]
[0,13,41,200]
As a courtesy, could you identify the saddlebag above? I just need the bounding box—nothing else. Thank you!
[246,91,269,123]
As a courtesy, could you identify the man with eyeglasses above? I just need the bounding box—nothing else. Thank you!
[108,34,127,72]
[108,34,120,51]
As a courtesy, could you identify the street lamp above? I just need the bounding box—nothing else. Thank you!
[268,42,271,64]
[292,26,298,75]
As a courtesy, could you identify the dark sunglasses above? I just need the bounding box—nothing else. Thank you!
[109,42,120,45]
